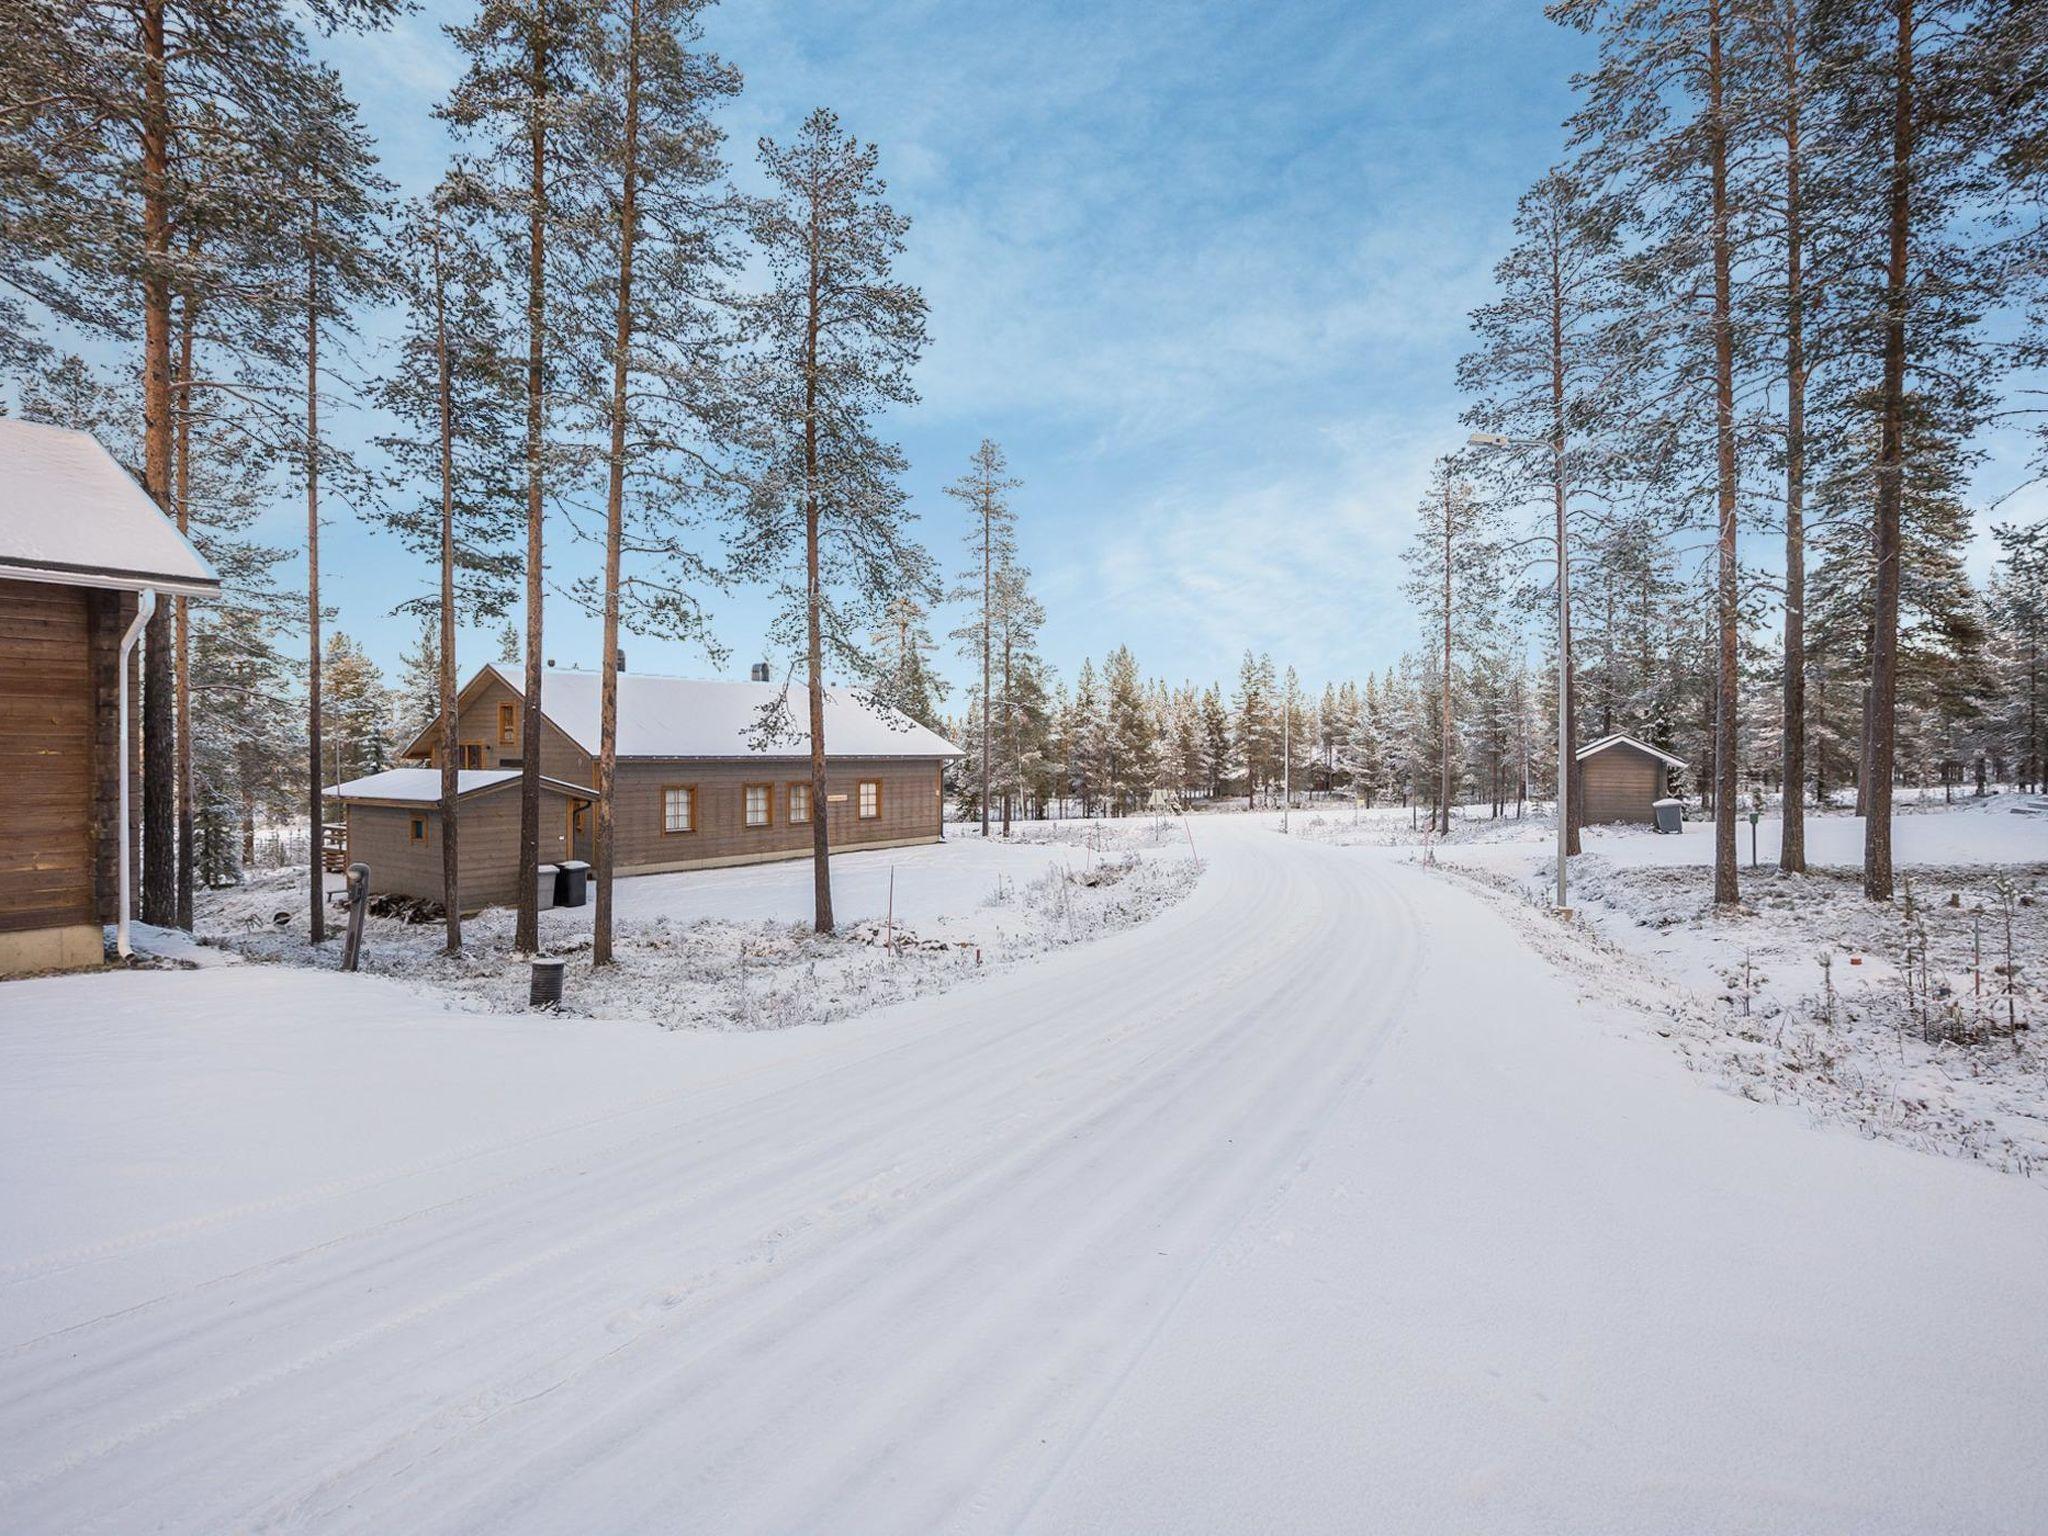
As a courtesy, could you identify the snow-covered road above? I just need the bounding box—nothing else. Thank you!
[4,819,2046,1533]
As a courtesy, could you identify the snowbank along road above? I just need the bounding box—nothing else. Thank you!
[3,817,2045,1533]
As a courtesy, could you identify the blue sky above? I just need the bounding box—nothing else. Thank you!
[298,0,1598,700]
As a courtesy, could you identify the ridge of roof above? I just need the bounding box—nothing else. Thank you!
[1575,732,1688,769]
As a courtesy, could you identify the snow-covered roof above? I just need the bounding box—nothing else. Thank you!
[330,768,595,804]
[1576,732,1688,770]
[479,662,961,760]
[0,420,220,597]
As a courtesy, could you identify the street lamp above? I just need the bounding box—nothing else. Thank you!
[1468,429,1573,915]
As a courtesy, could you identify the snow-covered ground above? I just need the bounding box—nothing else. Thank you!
[190,824,1200,1030]
[1414,794,2048,1171]
[5,817,2047,1532]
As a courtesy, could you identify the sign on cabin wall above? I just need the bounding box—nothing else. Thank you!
[827,793,849,803]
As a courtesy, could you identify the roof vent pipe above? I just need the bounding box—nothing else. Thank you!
[750,662,770,683]
[116,588,155,959]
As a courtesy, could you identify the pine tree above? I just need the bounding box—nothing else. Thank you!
[946,439,1022,837]
[375,184,524,952]
[444,0,599,952]
[569,0,741,967]
[1403,458,1501,833]
[1459,167,1625,857]
[735,108,933,931]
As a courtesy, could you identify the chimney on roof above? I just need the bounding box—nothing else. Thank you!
[750,662,771,683]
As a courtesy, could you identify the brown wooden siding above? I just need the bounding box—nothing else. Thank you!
[610,756,942,871]
[1580,745,1665,825]
[412,670,593,782]
[346,783,579,910]
[0,581,96,933]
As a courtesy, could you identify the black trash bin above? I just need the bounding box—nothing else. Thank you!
[1652,798,1685,835]
[555,859,590,908]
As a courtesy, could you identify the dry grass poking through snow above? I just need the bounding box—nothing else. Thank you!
[191,841,1201,1031]
[1438,854,2048,1175]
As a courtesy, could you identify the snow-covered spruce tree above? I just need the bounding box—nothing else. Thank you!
[1984,522,2045,790]
[1402,458,1501,834]
[733,108,933,932]
[946,439,1023,837]
[443,0,600,952]
[1458,166,1626,856]
[560,0,742,969]
[1104,646,1157,817]
[872,595,950,733]
[1067,659,1110,816]
[320,633,395,787]
[374,185,524,953]
[992,559,1048,831]
[1231,651,1279,808]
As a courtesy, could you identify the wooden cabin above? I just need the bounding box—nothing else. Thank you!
[0,421,219,976]
[329,769,595,911]
[1575,733,1686,825]
[333,663,960,911]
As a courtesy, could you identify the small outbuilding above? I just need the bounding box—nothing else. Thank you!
[0,421,219,975]
[1575,733,1687,826]
[330,769,596,913]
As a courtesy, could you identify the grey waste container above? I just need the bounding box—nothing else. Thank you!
[535,863,559,911]
[1652,798,1684,835]
[555,859,590,908]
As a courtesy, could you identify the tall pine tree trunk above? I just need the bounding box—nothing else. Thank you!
[515,20,549,955]
[1779,0,1809,872]
[433,216,462,955]
[140,0,176,929]
[305,202,326,943]
[804,236,833,934]
[1708,0,1741,908]
[1864,0,1911,902]
[979,491,992,838]
[174,307,196,929]
[1439,485,1453,837]
[594,0,643,970]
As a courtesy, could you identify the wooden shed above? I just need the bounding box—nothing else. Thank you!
[332,769,595,913]
[1575,733,1686,825]
[0,421,219,975]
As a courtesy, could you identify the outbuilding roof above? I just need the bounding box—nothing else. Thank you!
[1575,732,1688,770]
[409,663,961,761]
[0,420,221,597]
[330,768,596,805]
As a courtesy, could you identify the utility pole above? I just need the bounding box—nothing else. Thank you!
[1282,687,1291,834]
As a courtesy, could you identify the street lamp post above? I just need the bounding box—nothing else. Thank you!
[1469,430,1572,914]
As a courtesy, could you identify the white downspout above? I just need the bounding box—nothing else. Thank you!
[116,588,156,959]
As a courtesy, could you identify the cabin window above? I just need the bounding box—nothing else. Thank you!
[459,743,484,770]
[498,702,516,745]
[858,780,881,820]
[788,782,812,824]
[408,816,428,844]
[662,785,696,834]
[743,783,772,829]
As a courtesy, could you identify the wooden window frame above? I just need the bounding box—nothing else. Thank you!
[662,783,697,835]
[742,782,774,830]
[857,779,882,820]
[408,815,428,844]
[497,702,517,746]
[787,781,813,825]
[458,742,485,770]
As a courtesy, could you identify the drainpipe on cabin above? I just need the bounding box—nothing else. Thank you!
[116,589,156,959]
